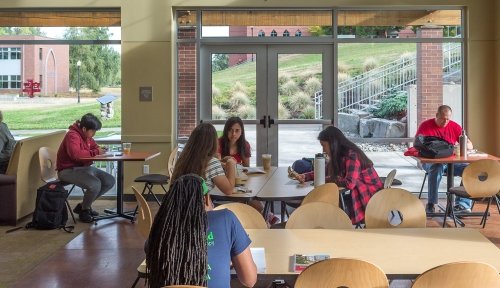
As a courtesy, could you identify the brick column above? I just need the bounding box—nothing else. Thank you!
[177,29,197,138]
[416,25,443,125]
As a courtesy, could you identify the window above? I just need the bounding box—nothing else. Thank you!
[0,75,8,88]
[10,75,21,89]
[10,48,21,59]
[0,48,8,59]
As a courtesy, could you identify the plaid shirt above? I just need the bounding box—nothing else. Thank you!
[335,150,383,224]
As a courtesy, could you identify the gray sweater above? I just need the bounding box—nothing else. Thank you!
[0,122,16,162]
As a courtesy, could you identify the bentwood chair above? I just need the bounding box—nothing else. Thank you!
[285,202,352,229]
[295,258,389,288]
[365,188,426,228]
[412,261,500,288]
[214,202,268,229]
[38,147,77,224]
[443,159,500,228]
[131,186,152,288]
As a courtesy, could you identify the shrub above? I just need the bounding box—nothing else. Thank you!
[338,62,350,74]
[212,106,227,120]
[229,91,250,109]
[237,105,256,119]
[278,73,291,85]
[212,85,221,98]
[278,103,290,119]
[338,72,352,84]
[301,105,316,119]
[363,57,379,72]
[231,81,247,94]
[304,77,322,95]
[372,90,408,120]
[280,80,299,96]
[289,91,312,112]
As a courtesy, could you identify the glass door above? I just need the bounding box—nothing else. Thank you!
[200,45,333,166]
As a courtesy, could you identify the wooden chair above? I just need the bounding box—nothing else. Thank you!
[131,186,153,288]
[383,169,397,189]
[295,258,389,288]
[214,202,268,229]
[285,202,352,229]
[38,147,77,224]
[444,159,500,228]
[412,261,500,288]
[302,183,340,207]
[365,188,426,228]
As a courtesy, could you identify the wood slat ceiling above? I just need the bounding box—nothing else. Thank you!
[201,10,461,26]
[0,10,120,27]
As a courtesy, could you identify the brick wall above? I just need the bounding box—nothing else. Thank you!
[416,25,443,125]
[177,28,197,138]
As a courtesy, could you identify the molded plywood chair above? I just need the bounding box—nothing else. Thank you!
[302,183,340,207]
[383,169,397,189]
[131,186,153,288]
[214,202,268,229]
[365,188,426,228]
[443,159,500,228]
[295,258,389,288]
[285,202,352,229]
[412,261,500,288]
[38,147,77,224]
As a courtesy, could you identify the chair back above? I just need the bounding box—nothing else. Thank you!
[295,257,389,288]
[383,169,397,189]
[214,203,267,229]
[132,186,153,238]
[412,261,500,288]
[168,147,179,177]
[38,147,58,183]
[365,188,426,228]
[302,183,339,207]
[285,202,352,229]
[462,159,500,198]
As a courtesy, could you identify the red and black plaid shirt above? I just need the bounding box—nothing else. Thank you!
[335,150,383,224]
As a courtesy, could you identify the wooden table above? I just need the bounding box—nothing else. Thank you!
[247,228,500,280]
[210,167,277,202]
[81,151,160,222]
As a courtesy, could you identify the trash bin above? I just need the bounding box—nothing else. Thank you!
[96,94,117,120]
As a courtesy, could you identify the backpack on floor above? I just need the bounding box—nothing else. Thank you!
[25,182,74,233]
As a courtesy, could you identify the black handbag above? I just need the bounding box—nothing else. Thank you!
[414,135,454,158]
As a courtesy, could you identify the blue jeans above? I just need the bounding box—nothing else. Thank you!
[422,163,472,209]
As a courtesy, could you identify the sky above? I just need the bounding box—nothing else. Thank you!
[40,27,121,40]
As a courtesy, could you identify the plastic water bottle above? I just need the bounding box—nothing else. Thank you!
[314,153,325,187]
[459,130,468,159]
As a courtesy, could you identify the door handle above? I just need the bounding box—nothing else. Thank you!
[268,115,275,128]
[259,115,267,128]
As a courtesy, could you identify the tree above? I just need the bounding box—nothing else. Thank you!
[0,27,45,36]
[64,27,121,92]
[212,54,229,72]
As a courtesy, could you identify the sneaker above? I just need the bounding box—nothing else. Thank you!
[425,203,435,213]
[78,209,94,223]
[453,204,471,213]
[73,203,99,216]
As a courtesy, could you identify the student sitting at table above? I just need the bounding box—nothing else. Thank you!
[57,113,115,223]
[296,126,383,225]
[172,122,236,194]
[146,174,257,288]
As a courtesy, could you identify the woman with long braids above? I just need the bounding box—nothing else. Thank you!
[146,174,257,288]
[296,126,383,225]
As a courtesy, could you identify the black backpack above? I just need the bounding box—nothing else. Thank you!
[25,182,74,233]
[414,135,454,159]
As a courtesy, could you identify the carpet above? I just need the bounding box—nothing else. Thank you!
[0,199,115,287]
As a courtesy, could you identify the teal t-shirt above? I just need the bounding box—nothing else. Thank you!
[207,209,251,288]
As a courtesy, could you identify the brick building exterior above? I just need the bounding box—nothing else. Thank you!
[0,35,69,96]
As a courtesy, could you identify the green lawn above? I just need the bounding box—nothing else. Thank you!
[5,99,121,130]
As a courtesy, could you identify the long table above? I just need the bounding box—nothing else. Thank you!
[247,228,500,280]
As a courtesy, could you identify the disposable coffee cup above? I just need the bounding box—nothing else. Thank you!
[262,154,272,171]
[122,142,132,154]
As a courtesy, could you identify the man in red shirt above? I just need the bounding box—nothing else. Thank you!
[415,105,473,213]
